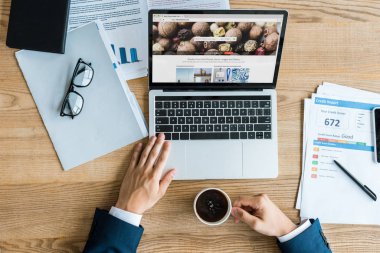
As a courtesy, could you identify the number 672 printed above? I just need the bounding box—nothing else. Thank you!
[317,110,348,130]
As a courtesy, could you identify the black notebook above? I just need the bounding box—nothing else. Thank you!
[6,0,70,54]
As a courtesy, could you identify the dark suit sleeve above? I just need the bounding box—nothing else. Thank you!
[83,208,144,253]
[277,219,332,253]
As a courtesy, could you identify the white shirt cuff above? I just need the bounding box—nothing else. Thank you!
[277,219,311,243]
[109,206,142,227]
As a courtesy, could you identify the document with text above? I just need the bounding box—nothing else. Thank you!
[300,92,380,224]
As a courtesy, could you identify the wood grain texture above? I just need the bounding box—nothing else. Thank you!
[1,0,380,252]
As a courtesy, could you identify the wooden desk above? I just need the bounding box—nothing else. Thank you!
[1,1,380,252]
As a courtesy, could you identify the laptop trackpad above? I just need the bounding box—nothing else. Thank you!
[186,141,243,179]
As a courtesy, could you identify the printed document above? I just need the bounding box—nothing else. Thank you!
[69,0,149,80]
[297,83,380,211]
[300,92,380,224]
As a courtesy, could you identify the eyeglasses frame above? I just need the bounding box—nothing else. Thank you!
[60,58,94,119]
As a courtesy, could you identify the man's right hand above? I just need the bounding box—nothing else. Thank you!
[115,133,176,215]
[231,194,297,237]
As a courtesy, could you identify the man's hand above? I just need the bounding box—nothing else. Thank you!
[231,194,297,237]
[115,133,176,215]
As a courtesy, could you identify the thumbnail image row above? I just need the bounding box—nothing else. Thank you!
[153,21,281,55]
[176,67,250,83]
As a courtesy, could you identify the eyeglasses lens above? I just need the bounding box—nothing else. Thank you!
[63,92,84,116]
[73,63,93,87]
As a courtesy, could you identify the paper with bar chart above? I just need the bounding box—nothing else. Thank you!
[68,0,149,80]
[300,91,380,225]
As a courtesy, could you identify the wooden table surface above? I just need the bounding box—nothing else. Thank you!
[1,0,380,252]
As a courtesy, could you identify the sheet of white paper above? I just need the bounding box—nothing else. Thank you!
[297,82,380,211]
[319,82,380,99]
[147,0,230,9]
[68,0,149,80]
[300,93,380,224]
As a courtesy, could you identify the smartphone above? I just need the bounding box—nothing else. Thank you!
[373,107,380,163]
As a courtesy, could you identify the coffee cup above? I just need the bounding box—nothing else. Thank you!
[193,188,232,226]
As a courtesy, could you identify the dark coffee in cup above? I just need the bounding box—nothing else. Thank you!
[194,188,231,225]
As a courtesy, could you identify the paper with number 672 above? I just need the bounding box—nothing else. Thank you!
[300,93,380,224]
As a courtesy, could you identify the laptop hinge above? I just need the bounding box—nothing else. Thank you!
[162,88,264,92]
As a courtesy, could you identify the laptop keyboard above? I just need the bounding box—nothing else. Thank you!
[154,96,272,140]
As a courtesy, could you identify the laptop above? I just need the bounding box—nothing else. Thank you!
[148,10,288,179]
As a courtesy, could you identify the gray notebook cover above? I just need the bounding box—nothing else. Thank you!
[16,21,148,170]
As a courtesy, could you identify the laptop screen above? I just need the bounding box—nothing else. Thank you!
[150,11,287,88]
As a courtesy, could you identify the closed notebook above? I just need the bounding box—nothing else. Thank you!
[6,0,70,53]
[15,21,148,170]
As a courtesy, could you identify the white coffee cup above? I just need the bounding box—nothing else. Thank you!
[193,188,232,226]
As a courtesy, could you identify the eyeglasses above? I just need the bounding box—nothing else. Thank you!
[60,58,94,119]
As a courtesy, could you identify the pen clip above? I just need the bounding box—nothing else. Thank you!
[363,185,377,201]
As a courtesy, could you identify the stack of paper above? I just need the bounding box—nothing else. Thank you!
[296,82,380,224]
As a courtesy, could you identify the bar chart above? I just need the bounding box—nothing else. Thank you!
[111,44,141,64]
